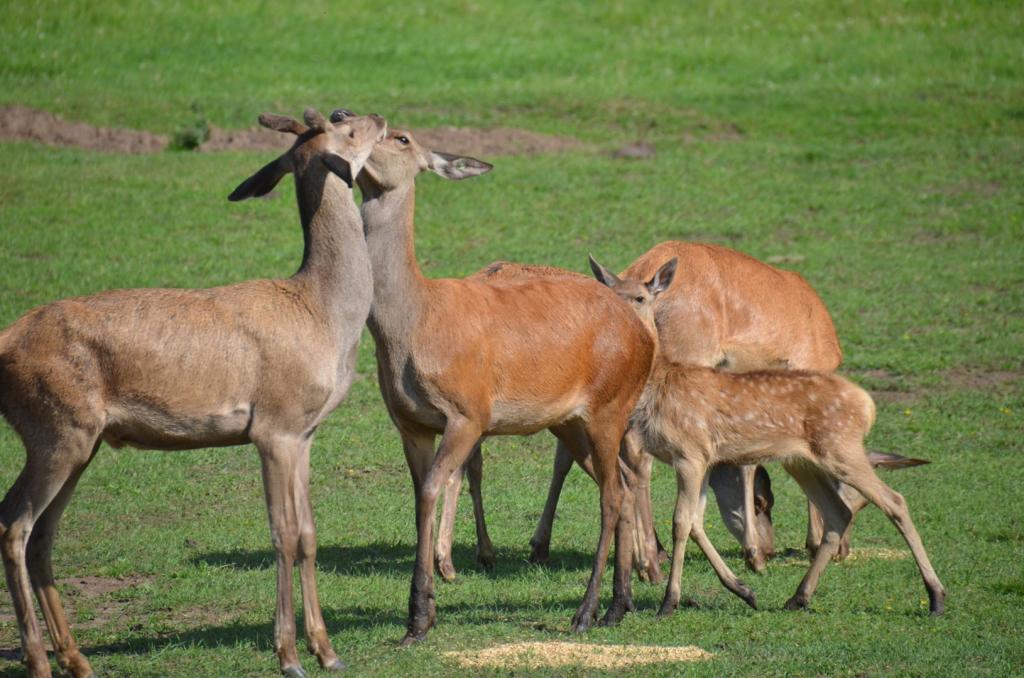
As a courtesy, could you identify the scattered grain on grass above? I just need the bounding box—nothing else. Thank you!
[442,641,711,669]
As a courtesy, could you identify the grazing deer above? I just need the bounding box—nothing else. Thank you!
[436,241,846,581]
[352,120,655,641]
[0,108,385,678]
[589,255,946,617]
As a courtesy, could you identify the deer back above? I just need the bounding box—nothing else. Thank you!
[623,241,842,371]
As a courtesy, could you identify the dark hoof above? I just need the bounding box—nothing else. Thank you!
[735,581,758,610]
[657,598,679,618]
[528,544,550,565]
[283,665,308,678]
[477,550,496,572]
[400,631,426,647]
[783,595,809,611]
[571,610,596,633]
[599,600,633,627]
[322,657,347,672]
[929,589,946,616]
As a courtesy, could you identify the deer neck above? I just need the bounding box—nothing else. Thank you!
[360,181,428,349]
[291,164,373,328]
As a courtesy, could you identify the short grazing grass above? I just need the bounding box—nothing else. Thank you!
[1,1,1023,676]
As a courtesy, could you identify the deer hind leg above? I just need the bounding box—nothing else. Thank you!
[434,446,469,583]
[828,456,946,615]
[464,442,495,571]
[782,461,852,611]
[688,473,758,610]
[27,442,100,678]
[254,433,306,677]
[2,427,99,678]
[289,436,344,672]
[550,419,627,632]
[528,439,575,564]
[403,417,482,645]
[621,429,663,584]
[658,455,704,617]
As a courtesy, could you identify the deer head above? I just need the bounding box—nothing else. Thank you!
[228,107,387,201]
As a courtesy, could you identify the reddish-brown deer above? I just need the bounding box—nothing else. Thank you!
[590,255,946,617]
[0,109,385,678]
[353,120,656,641]
[436,241,847,581]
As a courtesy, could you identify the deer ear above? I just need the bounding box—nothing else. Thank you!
[228,157,290,201]
[303,107,332,132]
[258,113,307,135]
[428,151,493,180]
[588,255,621,288]
[646,257,678,297]
[321,153,353,188]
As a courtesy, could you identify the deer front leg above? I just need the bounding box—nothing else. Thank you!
[403,419,482,645]
[292,437,344,672]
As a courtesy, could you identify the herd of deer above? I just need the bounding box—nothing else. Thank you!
[0,109,945,677]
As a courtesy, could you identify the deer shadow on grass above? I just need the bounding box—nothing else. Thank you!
[192,541,598,578]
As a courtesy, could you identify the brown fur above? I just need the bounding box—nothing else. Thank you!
[633,360,945,616]
[0,110,386,678]
[358,127,655,640]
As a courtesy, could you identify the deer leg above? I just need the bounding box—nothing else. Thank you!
[805,499,825,560]
[434,451,466,583]
[600,455,638,626]
[403,418,482,645]
[26,444,99,678]
[658,456,703,617]
[290,436,344,672]
[737,464,768,573]
[255,434,307,678]
[528,439,575,564]
[465,442,495,571]
[782,462,852,611]
[2,428,97,678]
[688,474,757,609]
[829,456,946,615]
[621,429,662,583]
[550,420,625,633]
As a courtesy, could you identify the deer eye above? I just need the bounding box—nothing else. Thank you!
[396,135,410,145]
[634,296,645,303]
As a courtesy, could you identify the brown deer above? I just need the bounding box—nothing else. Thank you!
[589,255,946,617]
[0,108,385,678]
[353,121,656,642]
[436,241,846,581]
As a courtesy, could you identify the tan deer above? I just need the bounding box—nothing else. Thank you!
[436,241,846,582]
[589,255,946,617]
[352,121,656,641]
[0,109,385,678]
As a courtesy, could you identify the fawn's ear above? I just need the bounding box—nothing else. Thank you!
[588,255,621,288]
[321,153,353,189]
[646,257,678,297]
[428,151,493,180]
[228,157,290,201]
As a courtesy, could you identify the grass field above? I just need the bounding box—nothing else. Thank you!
[1,1,1022,676]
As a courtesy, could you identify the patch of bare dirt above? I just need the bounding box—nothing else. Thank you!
[942,367,1023,391]
[0,105,583,157]
[200,125,289,153]
[411,126,583,157]
[929,179,1002,197]
[611,141,656,159]
[58,575,154,630]
[0,105,167,153]
[443,641,711,669]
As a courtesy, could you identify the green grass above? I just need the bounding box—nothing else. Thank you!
[1,1,1023,676]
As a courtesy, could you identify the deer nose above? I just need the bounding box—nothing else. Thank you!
[330,108,355,123]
